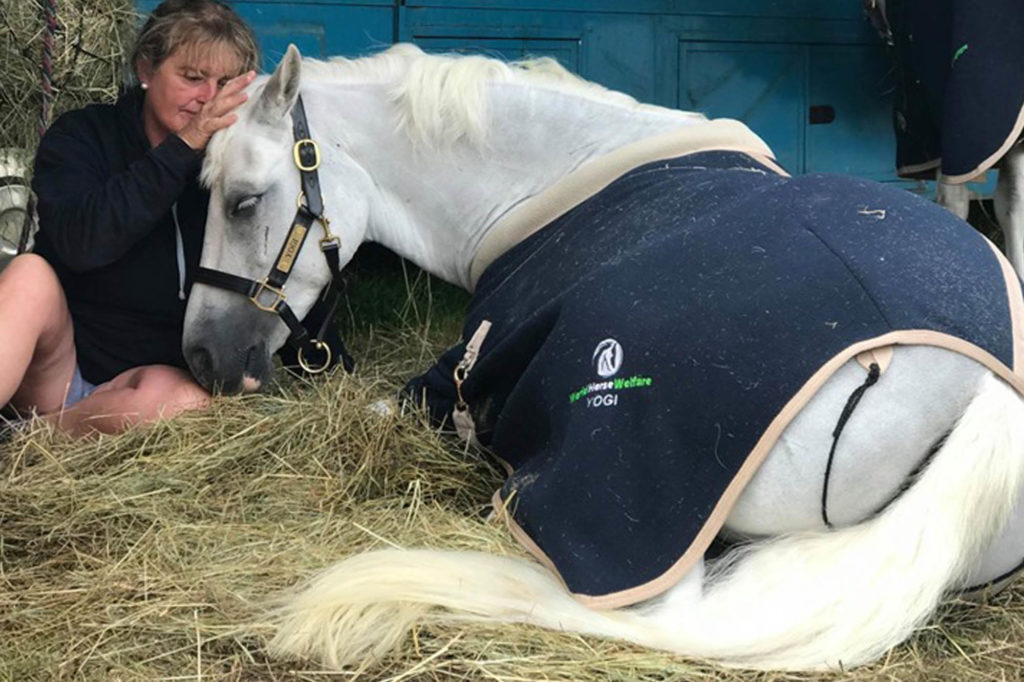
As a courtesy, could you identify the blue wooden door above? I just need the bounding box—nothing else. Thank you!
[134,0,927,188]
[136,0,394,67]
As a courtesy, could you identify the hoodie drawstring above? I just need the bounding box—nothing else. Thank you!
[171,202,186,301]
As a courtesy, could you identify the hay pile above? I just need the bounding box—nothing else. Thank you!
[0,0,135,153]
[2,308,1024,682]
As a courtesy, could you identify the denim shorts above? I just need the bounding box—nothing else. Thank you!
[64,364,97,408]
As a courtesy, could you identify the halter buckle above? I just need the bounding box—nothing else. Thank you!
[293,138,321,172]
[298,340,332,374]
[249,279,286,313]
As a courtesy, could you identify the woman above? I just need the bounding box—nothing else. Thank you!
[0,0,257,435]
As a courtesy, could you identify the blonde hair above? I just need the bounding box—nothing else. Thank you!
[131,0,259,81]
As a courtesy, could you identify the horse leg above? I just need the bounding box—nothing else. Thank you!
[936,171,970,221]
[268,352,1024,671]
[995,142,1024,275]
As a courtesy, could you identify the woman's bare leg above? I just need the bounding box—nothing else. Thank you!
[51,365,210,436]
[1,255,209,436]
[1,254,77,413]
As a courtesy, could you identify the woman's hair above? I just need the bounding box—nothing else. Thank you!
[130,0,259,80]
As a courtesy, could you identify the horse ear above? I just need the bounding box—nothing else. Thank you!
[254,44,302,125]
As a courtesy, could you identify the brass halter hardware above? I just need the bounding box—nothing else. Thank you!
[293,138,321,171]
[297,191,341,250]
[249,278,287,312]
[298,339,333,374]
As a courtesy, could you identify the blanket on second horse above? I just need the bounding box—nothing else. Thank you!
[886,0,1024,182]
[406,149,1024,609]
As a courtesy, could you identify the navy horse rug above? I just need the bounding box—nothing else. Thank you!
[886,0,1024,181]
[405,148,1024,608]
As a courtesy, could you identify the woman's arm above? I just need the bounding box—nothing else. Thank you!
[32,121,200,273]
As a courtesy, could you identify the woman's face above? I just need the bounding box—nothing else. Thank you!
[138,42,245,147]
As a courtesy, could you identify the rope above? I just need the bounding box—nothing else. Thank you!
[40,0,58,137]
[820,362,881,528]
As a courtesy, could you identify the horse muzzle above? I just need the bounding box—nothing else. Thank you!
[183,313,276,395]
[185,339,273,395]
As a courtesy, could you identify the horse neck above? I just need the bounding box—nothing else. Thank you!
[304,78,699,289]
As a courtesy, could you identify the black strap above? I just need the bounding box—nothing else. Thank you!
[195,267,260,298]
[292,96,323,218]
[302,287,356,373]
[195,265,313,353]
[267,209,317,288]
[821,362,881,528]
[191,94,353,376]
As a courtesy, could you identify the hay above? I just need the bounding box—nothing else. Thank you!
[3,313,1024,682]
[0,0,135,154]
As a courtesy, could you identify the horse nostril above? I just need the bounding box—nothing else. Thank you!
[243,343,263,374]
[186,345,214,383]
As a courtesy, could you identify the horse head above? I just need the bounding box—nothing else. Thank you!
[183,45,370,394]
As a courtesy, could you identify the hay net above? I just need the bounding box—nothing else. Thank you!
[1,0,135,159]
[0,0,134,255]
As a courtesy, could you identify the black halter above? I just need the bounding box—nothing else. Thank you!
[195,96,350,374]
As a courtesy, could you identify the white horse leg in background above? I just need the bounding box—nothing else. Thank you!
[934,151,1024,277]
[271,345,1024,670]
[935,173,970,221]
[995,142,1024,274]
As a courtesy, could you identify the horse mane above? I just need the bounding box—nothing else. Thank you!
[306,43,697,148]
[203,44,698,185]
[307,43,700,148]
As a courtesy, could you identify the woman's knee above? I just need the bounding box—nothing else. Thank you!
[1,253,65,310]
[134,366,210,416]
[168,374,210,414]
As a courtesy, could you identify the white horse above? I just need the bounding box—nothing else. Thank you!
[184,44,1024,671]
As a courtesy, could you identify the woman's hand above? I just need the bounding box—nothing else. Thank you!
[177,70,256,151]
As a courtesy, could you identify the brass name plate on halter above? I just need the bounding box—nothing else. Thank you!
[277,223,308,273]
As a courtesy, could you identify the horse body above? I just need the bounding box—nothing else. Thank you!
[184,44,1024,670]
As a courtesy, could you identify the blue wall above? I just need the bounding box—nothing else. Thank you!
[137,1,934,187]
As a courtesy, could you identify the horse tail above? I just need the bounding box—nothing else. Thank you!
[269,373,1024,670]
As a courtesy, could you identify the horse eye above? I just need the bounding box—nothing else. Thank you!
[231,194,261,217]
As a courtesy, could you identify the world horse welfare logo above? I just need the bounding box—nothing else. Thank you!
[593,338,623,377]
[568,338,653,407]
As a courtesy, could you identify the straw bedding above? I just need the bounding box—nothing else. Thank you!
[2,311,1024,681]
